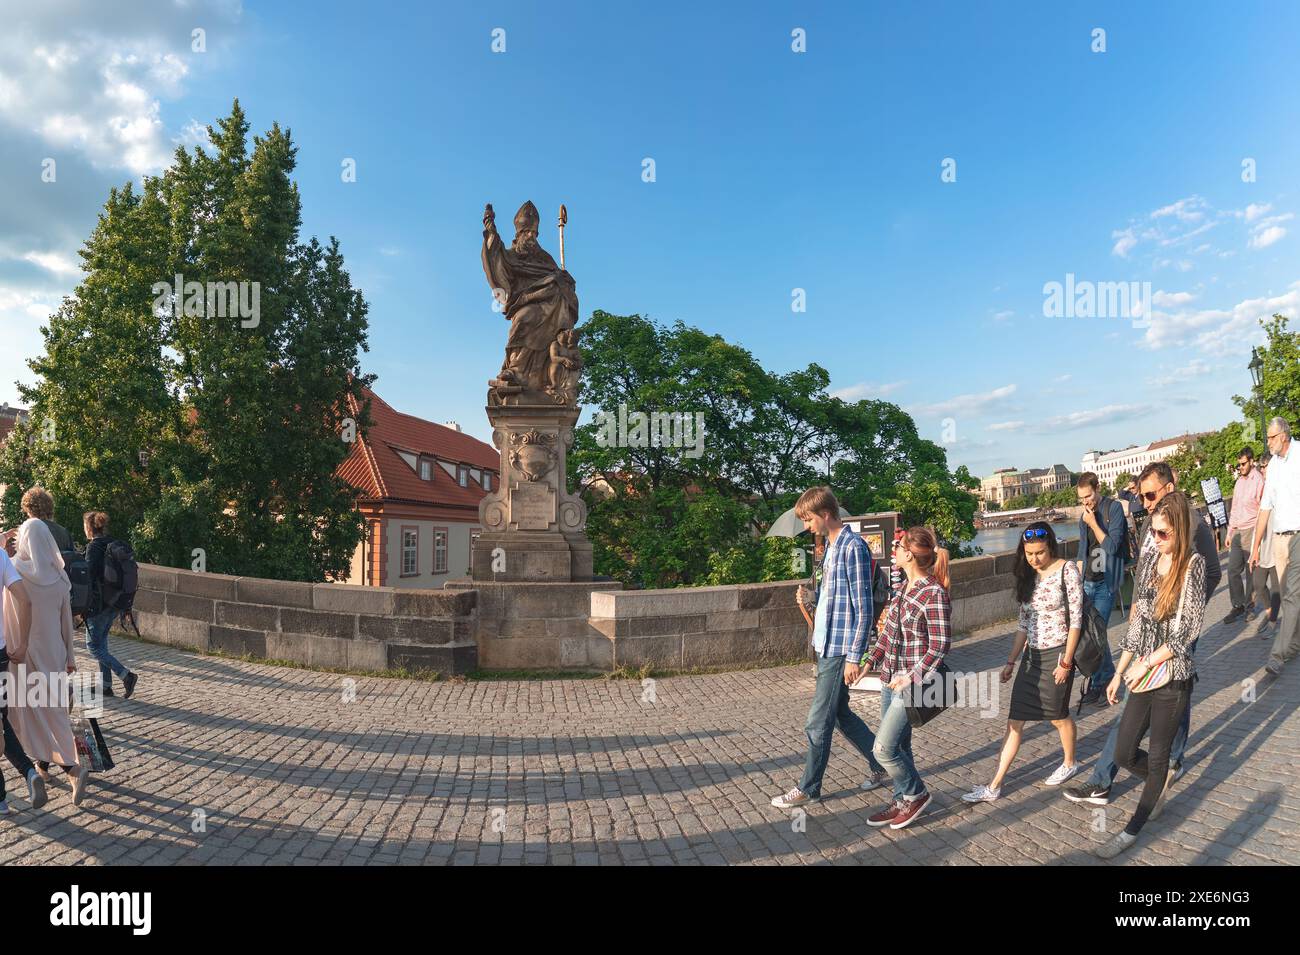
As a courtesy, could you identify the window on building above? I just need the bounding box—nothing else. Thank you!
[419,458,433,481]
[434,528,448,573]
[469,528,481,571]
[482,472,491,491]
[401,527,419,576]
[458,467,468,487]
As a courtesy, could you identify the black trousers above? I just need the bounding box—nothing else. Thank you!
[1115,677,1193,836]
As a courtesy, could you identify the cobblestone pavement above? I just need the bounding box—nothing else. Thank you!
[1,575,1295,865]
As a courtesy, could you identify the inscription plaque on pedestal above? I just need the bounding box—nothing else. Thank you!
[511,482,556,530]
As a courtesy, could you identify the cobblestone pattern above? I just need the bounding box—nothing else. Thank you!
[1,577,1294,865]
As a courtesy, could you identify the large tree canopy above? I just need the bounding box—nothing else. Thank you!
[571,311,978,588]
[0,101,372,582]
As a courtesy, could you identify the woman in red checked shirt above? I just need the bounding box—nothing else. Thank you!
[863,526,951,831]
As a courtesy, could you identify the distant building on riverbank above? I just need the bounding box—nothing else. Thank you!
[979,463,1073,506]
[1079,432,1204,488]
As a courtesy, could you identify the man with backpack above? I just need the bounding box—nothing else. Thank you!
[1075,473,1128,705]
[82,511,138,699]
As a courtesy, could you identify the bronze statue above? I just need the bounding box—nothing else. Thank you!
[482,201,579,403]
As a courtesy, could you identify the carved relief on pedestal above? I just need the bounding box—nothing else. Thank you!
[508,429,557,482]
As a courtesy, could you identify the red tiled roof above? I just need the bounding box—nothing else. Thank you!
[338,386,498,508]
[0,406,28,446]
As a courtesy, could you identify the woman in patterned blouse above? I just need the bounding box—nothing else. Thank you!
[1096,491,1206,859]
[962,522,1084,803]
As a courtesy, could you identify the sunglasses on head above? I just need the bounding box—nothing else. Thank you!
[1022,528,1049,541]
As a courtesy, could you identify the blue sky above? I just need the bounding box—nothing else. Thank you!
[2,0,1297,477]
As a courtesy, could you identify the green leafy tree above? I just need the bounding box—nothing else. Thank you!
[1167,423,1261,504]
[0,101,372,580]
[1235,314,1300,433]
[572,311,979,585]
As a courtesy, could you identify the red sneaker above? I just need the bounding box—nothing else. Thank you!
[888,791,932,830]
[867,800,902,827]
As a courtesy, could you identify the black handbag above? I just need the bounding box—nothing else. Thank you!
[1061,564,1108,678]
[903,660,956,727]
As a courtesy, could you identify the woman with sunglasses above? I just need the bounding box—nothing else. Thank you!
[962,522,1082,803]
[1096,491,1205,859]
[862,527,951,830]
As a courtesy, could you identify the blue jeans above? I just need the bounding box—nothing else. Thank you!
[797,654,884,797]
[1083,578,1117,691]
[872,686,926,800]
[86,607,129,689]
[1088,637,1198,788]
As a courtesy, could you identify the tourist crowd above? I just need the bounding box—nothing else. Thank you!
[1,486,138,814]
[773,418,1298,858]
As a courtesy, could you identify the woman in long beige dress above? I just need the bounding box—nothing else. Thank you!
[3,518,88,805]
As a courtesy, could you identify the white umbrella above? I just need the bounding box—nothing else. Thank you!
[765,504,850,538]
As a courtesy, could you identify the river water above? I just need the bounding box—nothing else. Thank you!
[972,521,1078,556]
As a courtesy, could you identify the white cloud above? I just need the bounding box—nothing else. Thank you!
[831,381,908,402]
[1151,197,1207,222]
[1147,358,1213,388]
[1111,228,1137,258]
[0,1,242,174]
[992,309,1013,322]
[986,421,1024,432]
[1031,404,1157,434]
[1140,284,1300,353]
[1241,203,1272,223]
[21,250,81,277]
[910,384,1017,419]
[1251,226,1287,250]
[1152,290,1195,307]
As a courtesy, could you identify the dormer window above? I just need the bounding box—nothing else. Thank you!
[419,458,433,481]
[482,472,491,491]
[458,466,468,487]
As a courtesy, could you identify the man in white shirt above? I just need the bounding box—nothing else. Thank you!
[0,531,49,810]
[1249,417,1300,675]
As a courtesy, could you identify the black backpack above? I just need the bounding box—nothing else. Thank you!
[62,549,92,617]
[101,538,139,612]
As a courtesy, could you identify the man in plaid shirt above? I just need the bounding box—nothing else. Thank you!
[771,487,888,810]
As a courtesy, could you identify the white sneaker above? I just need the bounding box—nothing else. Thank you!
[771,787,818,809]
[961,784,1002,803]
[26,768,47,809]
[1044,763,1081,786]
[860,770,889,792]
[1095,830,1138,859]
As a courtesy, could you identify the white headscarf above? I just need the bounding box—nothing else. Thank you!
[13,517,68,588]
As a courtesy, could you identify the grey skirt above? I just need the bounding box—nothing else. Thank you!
[1009,646,1076,721]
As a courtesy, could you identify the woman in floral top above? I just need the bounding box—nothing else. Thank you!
[1096,491,1205,859]
[962,522,1083,803]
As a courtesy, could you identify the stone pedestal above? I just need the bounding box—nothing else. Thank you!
[472,400,592,582]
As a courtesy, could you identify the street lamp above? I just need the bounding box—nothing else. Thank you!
[1248,347,1267,446]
